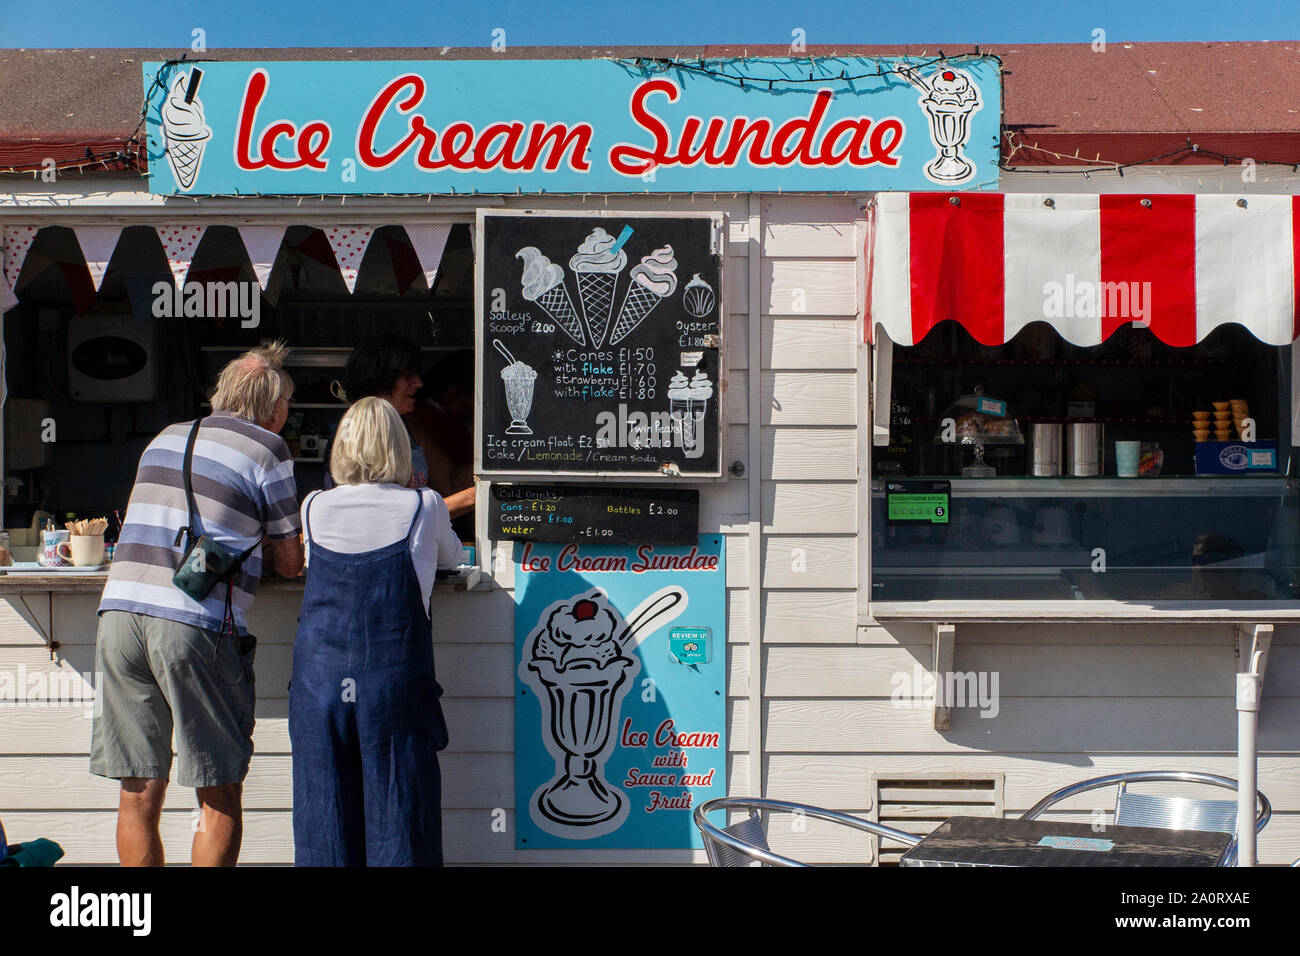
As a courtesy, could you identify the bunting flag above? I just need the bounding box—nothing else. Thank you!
[404,223,451,293]
[869,192,1300,348]
[237,224,287,290]
[386,234,423,294]
[154,224,206,288]
[123,273,169,326]
[323,225,376,293]
[57,260,96,315]
[0,246,14,312]
[73,225,124,291]
[3,225,37,290]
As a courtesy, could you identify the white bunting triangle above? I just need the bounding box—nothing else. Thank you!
[237,224,287,290]
[73,225,124,291]
[323,225,376,294]
[3,225,37,291]
[155,224,206,288]
[1,274,17,313]
[404,223,451,292]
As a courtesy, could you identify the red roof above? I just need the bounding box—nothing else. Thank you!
[1,42,1297,173]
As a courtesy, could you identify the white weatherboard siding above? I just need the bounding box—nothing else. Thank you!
[1,187,1298,864]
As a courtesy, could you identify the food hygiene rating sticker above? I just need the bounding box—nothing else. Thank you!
[669,626,712,664]
[885,481,951,524]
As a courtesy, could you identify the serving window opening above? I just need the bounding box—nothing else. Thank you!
[1,222,477,555]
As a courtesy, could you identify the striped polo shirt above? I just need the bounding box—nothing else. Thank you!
[99,412,301,635]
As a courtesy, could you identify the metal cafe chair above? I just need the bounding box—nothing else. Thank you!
[693,796,922,867]
[1020,771,1271,867]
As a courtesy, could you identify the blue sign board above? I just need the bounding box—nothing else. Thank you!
[142,57,1001,195]
[513,535,726,849]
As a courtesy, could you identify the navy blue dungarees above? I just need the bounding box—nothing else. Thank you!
[290,488,449,866]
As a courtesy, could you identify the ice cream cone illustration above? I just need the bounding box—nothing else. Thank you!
[686,369,713,454]
[667,370,690,448]
[162,69,211,192]
[609,245,678,346]
[517,247,585,345]
[570,227,628,348]
[900,66,982,184]
[519,586,687,838]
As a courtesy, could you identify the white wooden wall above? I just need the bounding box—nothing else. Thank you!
[1,186,1297,865]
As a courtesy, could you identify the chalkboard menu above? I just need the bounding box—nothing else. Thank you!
[489,484,700,544]
[478,211,724,478]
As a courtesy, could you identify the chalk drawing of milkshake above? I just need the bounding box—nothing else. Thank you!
[494,339,537,436]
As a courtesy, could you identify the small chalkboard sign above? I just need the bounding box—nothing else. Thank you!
[478,210,724,479]
[489,484,700,544]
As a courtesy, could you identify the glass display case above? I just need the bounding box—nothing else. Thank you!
[871,321,1298,601]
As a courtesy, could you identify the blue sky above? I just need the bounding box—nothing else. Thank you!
[1,0,1297,47]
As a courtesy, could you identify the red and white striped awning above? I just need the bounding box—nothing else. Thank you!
[866,192,1300,347]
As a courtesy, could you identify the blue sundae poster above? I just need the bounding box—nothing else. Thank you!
[513,535,726,849]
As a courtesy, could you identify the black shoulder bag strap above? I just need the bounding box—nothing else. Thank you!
[173,416,264,563]
[174,417,204,550]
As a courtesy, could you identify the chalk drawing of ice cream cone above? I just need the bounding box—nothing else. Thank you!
[162,69,211,191]
[517,247,586,345]
[686,369,713,454]
[570,227,630,349]
[609,245,677,346]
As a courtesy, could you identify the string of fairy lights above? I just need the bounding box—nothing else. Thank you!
[2,53,1300,185]
[1000,130,1300,177]
[0,56,186,177]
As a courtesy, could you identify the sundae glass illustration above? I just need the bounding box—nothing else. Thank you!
[570,227,629,348]
[609,246,678,345]
[521,587,687,836]
[901,66,982,184]
[517,247,586,345]
[494,339,537,436]
[161,69,211,191]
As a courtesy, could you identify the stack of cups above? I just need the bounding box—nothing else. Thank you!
[1230,399,1250,439]
[1192,410,1210,442]
[1212,402,1232,441]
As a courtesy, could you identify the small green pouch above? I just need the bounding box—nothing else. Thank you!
[171,418,261,602]
[173,533,241,602]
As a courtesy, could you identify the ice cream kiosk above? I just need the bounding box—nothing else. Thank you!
[8,44,1294,867]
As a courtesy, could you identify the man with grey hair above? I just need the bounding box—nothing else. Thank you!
[92,341,304,866]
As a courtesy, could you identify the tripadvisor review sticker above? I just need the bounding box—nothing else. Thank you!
[669,626,712,664]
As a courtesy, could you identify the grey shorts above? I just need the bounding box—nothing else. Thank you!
[90,610,256,789]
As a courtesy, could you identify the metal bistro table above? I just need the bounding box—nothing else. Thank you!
[900,816,1232,868]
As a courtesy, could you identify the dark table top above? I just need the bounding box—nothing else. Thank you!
[900,815,1232,867]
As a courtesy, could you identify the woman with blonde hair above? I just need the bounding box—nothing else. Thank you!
[289,396,462,866]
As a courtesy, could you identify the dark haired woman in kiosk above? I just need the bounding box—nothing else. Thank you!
[328,335,475,518]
